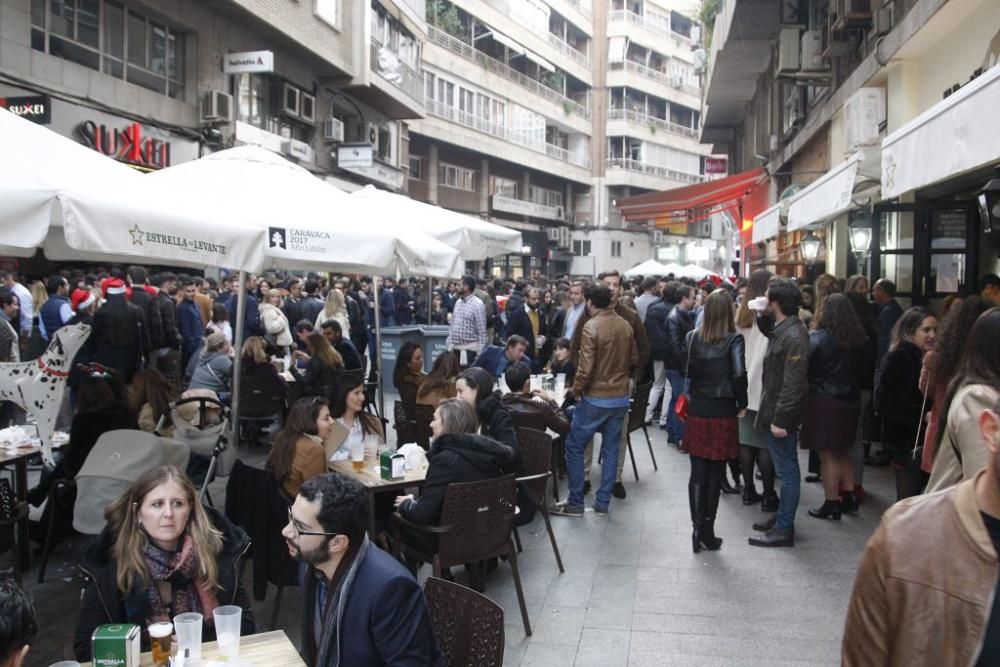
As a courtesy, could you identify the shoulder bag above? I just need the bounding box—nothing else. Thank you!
[674,332,694,422]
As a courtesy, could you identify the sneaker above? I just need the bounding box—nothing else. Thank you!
[549,503,584,517]
[612,482,627,499]
[593,504,609,515]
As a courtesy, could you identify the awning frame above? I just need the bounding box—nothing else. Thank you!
[617,167,768,223]
[787,150,880,231]
[751,202,782,243]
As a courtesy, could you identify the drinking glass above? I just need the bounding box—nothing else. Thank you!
[174,612,203,659]
[148,622,173,666]
[213,606,242,659]
[351,437,365,471]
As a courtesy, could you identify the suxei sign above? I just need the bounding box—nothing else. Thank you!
[77,120,172,169]
[0,95,51,124]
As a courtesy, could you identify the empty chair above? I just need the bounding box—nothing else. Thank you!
[626,382,658,480]
[394,400,415,445]
[391,474,532,636]
[237,362,289,448]
[514,427,565,573]
[424,577,504,667]
[411,403,436,450]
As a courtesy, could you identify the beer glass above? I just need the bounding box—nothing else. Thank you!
[148,622,173,666]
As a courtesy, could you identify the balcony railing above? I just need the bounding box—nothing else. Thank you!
[426,98,591,168]
[607,108,698,139]
[605,157,703,184]
[428,26,591,119]
[546,32,590,67]
[370,42,424,104]
[607,9,692,47]
[608,59,701,97]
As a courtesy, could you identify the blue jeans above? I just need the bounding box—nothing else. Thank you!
[767,430,800,533]
[665,370,687,443]
[565,398,629,509]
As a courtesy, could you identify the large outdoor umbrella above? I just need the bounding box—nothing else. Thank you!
[624,259,671,278]
[0,108,265,270]
[351,184,523,260]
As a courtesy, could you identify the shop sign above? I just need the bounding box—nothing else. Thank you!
[267,227,331,255]
[77,120,172,169]
[492,195,564,221]
[224,50,274,74]
[336,144,373,168]
[704,157,728,175]
[0,95,51,124]
[283,138,315,163]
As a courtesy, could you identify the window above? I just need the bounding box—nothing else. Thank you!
[572,240,591,256]
[376,126,393,162]
[529,185,563,208]
[409,156,424,180]
[611,240,622,257]
[232,74,313,142]
[316,0,337,28]
[438,163,480,192]
[31,0,185,99]
[493,177,520,198]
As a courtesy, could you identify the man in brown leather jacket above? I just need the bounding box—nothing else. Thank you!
[842,400,1000,666]
[500,362,570,436]
[569,270,650,499]
[552,284,638,516]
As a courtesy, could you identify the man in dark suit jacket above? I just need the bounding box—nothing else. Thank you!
[473,335,532,379]
[286,474,442,667]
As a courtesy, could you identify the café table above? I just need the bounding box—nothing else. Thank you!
[329,457,428,536]
[81,629,305,667]
[0,436,68,572]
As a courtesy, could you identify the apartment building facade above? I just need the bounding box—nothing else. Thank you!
[701,0,1000,308]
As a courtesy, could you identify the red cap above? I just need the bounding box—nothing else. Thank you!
[71,288,96,312]
[104,278,126,295]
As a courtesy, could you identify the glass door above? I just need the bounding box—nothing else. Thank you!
[924,203,977,313]
[872,203,918,308]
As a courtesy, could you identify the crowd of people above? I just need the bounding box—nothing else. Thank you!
[3,260,1000,665]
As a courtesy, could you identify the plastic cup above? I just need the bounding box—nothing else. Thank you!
[213,606,242,659]
[351,438,365,471]
[48,662,81,667]
[174,612,203,659]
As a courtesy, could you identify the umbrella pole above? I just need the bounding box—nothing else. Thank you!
[427,279,432,325]
[373,276,384,419]
[229,271,247,453]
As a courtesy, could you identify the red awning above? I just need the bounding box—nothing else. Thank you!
[616,168,768,224]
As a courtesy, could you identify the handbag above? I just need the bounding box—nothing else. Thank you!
[674,331,694,422]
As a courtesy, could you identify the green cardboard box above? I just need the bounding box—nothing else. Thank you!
[91,623,140,667]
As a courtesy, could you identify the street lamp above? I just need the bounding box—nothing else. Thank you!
[799,232,822,265]
[849,214,873,277]
[520,244,533,255]
[976,169,1000,234]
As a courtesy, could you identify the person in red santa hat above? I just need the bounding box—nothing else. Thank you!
[90,278,149,383]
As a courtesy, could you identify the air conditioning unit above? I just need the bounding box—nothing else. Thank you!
[322,117,345,142]
[872,1,893,37]
[350,121,379,146]
[844,87,886,150]
[200,90,232,123]
[299,93,316,123]
[801,30,825,71]
[279,83,301,117]
[777,27,802,73]
[834,0,872,29]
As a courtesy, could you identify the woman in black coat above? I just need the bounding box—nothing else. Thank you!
[455,366,518,459]
[875,306,937,500]
[291,332,342,399]
[394,398,515,553]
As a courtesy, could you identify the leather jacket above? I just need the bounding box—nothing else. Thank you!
[569,303,648,381]
[573,308,638,399]
[842,473,998,667]
[686,331,748,417]
[807,328,866,401]
[664,306,694,371]
[755,315,810,431]
[645,298,674,362]
[501,392,571,435]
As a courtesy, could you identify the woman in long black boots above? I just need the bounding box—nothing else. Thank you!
[683,290,748,552]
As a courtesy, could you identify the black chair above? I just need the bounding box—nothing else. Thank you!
[510,413,562,502]
[238,367,289,448]
[514,428,565,573]
[36,478,76,584]
[1,502,27,586]
[411,403,436,450]
[424,577,505,666]
[626,382,658,481]
[394,400,415,445]
[391,475,532,636]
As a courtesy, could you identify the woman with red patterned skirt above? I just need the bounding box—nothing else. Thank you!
[683,289,748,553]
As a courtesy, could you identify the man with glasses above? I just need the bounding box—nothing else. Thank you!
[283,474,442,666]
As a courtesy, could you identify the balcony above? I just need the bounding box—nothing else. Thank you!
[394,0,426,23]
[426,98,591,168]
[607,108,698,139]
[608,59,701,98]
[607,9,691,48]
[428,26,591,120]
[547,33,590,67]
[605,158,703,184]
[370,41,423,103]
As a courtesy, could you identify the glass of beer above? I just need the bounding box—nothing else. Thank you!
[148,622,173,666]
[351,437,365,471]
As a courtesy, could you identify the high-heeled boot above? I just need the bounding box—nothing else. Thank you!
[700,471,724,550]
[840,490,859,515]
[688,483,705,553]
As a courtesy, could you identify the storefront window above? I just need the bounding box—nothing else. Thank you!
[879,210,915,251]
[879,254,914,292]
[31,0,186,99]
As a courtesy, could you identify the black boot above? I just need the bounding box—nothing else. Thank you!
[742,485,761,505]
[761,491,780,513]
[808,499,842,520]
[688,483,705,553]
[720,477,739,494]
[701,471,724,550]
[840,490,859,515]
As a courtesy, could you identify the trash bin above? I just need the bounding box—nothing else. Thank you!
[420,326,452,372]
[378,326,421,393]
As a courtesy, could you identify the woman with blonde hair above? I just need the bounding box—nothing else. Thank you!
[683,289,747,552]
[260,288,292,352]
[74,466,255,661]
[315,287,350,334]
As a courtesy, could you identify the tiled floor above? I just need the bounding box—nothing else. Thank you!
[18,404,893,667]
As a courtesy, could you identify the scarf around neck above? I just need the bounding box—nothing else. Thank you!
[316,534,371,667]
[125,534,220,627]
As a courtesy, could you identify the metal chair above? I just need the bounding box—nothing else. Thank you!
[391,475,532,636]
[625,382,658,481]
[394,400,415,445]
[411,403,436,450]
[424,576,505,666]
[36,478,75,583]
[509,412,561,502]
[514,427,565,573]
[0,501,27,586]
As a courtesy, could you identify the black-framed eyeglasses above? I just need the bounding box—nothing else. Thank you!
[287,507,340,539]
